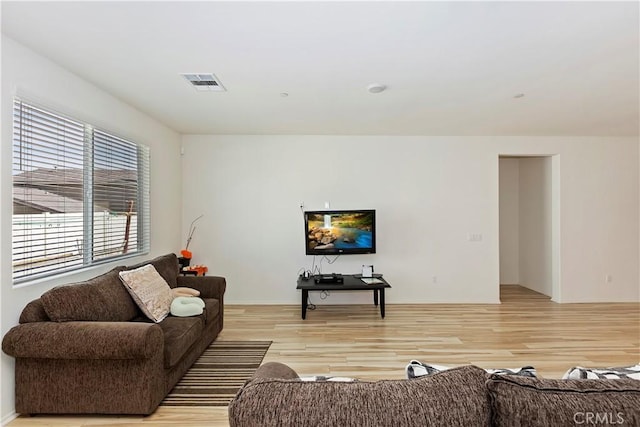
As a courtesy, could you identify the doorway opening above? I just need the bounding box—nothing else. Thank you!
[498,155,560,302]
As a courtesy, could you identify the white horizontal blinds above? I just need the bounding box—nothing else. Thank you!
[12,99,86,279]
[11,98,151,282]
[92,130,140,261]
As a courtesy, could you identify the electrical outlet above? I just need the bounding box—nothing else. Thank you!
[605,274,613,283]
[432,276,438,284]
[468,233,483,242]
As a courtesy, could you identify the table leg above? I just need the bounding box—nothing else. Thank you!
[302,289,308,319]
[380,289,386,318]
[373,289,379,306]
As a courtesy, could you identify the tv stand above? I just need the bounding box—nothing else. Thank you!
[296,274,391,319]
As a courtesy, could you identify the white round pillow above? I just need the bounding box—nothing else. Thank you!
[170,296,205,317]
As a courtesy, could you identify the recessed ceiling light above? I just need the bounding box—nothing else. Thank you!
[280,92,289,97]
[514,93,525,98]
[367,83,386,94]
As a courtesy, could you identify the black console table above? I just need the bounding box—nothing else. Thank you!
[296,274,391,319]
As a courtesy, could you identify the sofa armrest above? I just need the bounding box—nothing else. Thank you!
[2,321,163,360]
[177,275,226,300]
[252,362,300,380]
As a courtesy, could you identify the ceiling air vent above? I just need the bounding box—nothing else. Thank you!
[181,73,226,92]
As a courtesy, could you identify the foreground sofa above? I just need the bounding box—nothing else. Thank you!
[229,362,640,426]
[2,253,225,415]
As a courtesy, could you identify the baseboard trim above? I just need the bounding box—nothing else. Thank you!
[1,411,17,426]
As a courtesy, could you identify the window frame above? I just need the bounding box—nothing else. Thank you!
[11,98,150,284]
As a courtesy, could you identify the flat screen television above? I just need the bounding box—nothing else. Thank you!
[304,209,376,255]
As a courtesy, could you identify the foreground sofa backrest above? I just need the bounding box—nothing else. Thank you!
[487,374,640,426]
[229,363,492,427]
[228,362,640,427]
[2,253,226,415]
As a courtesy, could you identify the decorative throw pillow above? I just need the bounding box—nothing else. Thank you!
[405,360,537,379]
[118,264,173,322]
[172,287,201,297]
[170,296,205,317]
[562,364,640,380]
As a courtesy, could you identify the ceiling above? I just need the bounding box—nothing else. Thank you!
[2,1,639,136]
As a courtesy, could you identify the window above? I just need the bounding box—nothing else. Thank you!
[12,98,150,282]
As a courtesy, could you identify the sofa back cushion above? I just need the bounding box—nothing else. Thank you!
[41,267,140,322]
[487,374,640,426]
[19,299,50,323]
[127,253,179,288]
[229,365,490,427]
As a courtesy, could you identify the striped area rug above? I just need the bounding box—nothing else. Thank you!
[161,340,272,407]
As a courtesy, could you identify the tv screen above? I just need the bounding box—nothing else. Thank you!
[304,209,376,255]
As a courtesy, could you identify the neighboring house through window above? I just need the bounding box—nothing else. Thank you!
[12,98,150,282]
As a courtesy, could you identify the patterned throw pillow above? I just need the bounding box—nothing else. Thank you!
[119,264,174,322]
[172,287,201,297]
[405,360,537,379]
[562,364,640,380]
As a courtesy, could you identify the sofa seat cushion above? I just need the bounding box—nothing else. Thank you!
[159,316,203,368]
[41,267,140,322]
[229,365,490,427]
[487,374,640,427]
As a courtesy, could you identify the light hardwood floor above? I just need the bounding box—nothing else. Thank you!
[7,285,639,427]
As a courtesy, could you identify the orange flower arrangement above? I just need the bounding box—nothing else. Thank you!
[181,215,203,260]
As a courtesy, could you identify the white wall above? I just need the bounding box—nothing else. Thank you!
[519,157,553,296]
[499,158,520,284]
[1,36,183,423]
[181,135,639,306]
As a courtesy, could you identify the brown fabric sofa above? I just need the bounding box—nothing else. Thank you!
[228,362,640,427]
[2,253,225,415]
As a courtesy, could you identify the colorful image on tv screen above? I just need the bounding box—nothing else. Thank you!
[307,212,374,251]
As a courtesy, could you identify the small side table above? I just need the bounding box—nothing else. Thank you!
[181,265,208,276]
